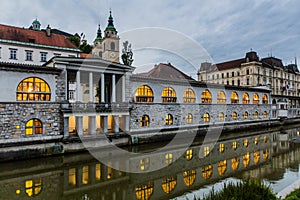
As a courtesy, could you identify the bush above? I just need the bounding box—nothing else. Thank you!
[284,188,300,200]
[202,180,277,200]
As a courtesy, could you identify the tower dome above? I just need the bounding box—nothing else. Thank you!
[32,18,41,30]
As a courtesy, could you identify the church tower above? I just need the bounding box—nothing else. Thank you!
[102,11,120,63]
[92,24,103,58]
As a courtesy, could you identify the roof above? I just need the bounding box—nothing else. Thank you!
[136,63,195,81]
[0,24,78,50]
[261,57,284,68]
[216,58,245,71]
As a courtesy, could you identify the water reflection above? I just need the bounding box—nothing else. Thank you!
[1,125,300,200]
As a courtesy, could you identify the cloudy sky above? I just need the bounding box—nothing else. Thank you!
[1,0,300,77]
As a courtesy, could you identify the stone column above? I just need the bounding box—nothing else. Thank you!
[76,116,83,136]
[64,69,68,101]
[112,74,116,103]
[64,116,69,138]
[89,72,94,102]
[76,71,82,102]
[122,75,126,102]
[124,115,130,132]
[89,116,96,135]
[101,73,105,103]
[102,116,108,135]
[113,115,119,133]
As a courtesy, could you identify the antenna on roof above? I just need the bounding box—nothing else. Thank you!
[295,56,298,66]
[270,49,273,57]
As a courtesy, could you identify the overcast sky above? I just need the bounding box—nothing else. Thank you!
[1,0,300,77]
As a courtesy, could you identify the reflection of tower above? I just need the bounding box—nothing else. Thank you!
[102,11,120,63]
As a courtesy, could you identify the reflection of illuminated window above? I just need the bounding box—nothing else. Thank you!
[243,153,250,167]
[244,111,249,119]
[162,177,177,194]
[165,153,173,165]
[254,111,259,119]
[244,139,249,147]
[254,151,260,164]
[263,111,267,118]
[219,143,225,153]
[183,170,196,187]
[25,178,42,197]
[82,166,89,185]
[107,167,113,180]
[186,149,193,160]
[218,160,227,176]
[96,164,101,181]
[264,136,268,143]
[183,88,196,103]
[217,91,226,103]
[202,165,213,180]
[201,89,212,103]
[140,158,150,171]
[136,182,154,200]
[232,141,237,150]
[135,85,154,102]
[219,112,225,121]
[186,113,193,124]
[254,137,259,145]
[263,149,269,160]
[204,146,210,157]
[232,112,237,120]
[231,157,239,170]
[68,168,76,186]
[204,113,210,123]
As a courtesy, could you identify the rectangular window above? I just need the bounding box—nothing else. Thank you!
[40,52,47,62]
[246,69,250,75]
[217,74,219,79]
[226,72,229,78]
[232,80,235,86]
[232,72,234,77]
[10,49,17,59]
[69,91,75,100]
[222,73,224,78]
[25,51,33,61]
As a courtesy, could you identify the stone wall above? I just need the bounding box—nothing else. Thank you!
[0,103,62,143]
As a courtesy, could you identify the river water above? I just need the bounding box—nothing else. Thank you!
[1,125,300,200]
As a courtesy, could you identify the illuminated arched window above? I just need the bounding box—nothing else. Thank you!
[231,157,239,171]
[263,111,267,118]
[162,87,177,102]
[232,112,237,120]
[263,149,269,160]
[244,111,249,119]
[140,115,150,127]
[244,139,249,147]
[25,178,42,197]
[254,137,259,145]
[165,153,173,165]
[253,93,260,104]
[135,85,154,102]
[186,149,193,160]
[140,158,150,171]
[218,160,227,176]
[183,170,196,187]
[136,182,154,200]
[242,93,250,104]
[230,92,239,104]
[219,143,225,153]
[25,118,43,135]
[254,151,260,164]
[202,165,213,180]
[165,114,173,125]
[201,89,212,103]
[17,77,51,101]
[186,113,193,124]
[219,112,225,121]
[183,88,196,103]
[262,94,268,104]
[217,91,226,103]
[243,153,250,168]
[254,111,259,119]
[204,113,210,123]
[162,177,177,194]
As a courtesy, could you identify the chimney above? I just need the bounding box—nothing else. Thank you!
[46,24,51,37]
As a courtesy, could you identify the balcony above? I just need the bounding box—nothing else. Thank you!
[61,102,129,113]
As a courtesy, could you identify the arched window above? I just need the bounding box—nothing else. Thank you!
[218,160,227,176]
[25,119,43,135]
[230,92,239,104]
[136,182,154,200]
[263,149,269,160]
[162,87,177,102]
[140,158,150,171]
[244,139,249,147]
[254,111,259,119]
[204,113,210,123]
[17,77,51,101]
[135,85,154,102]
[253,93,260,104]
[201,89,212,103]
[217,91,226,103]
[244,111,249,119]
[242,93,250,104]
[202,165,213,180]
[219,112,225,121]
[243,153,250,168]
[165,153,173,165]
[183,88,196,103]
[186,113,193,124]
[25,178,42,197]
[263,111,267,118]
[262,94,268,104]
[231,157,239,171]
[183,170,196,187]
[111,42,115,51]
[254,151,260,164]
[165,114,173,125]
[140,115,150,127]
[186,149,193,160]
[232,112,237,120]
[162,177,177,194]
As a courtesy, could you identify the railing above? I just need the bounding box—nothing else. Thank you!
[61,102,129,113]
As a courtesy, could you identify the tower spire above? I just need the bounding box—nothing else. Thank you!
[106,10,116,31]
[94,24,102,42]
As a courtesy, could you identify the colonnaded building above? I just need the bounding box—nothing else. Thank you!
[0,12,298,159]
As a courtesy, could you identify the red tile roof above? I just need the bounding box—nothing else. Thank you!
[0,24,78,50]
[136,63,195,81]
